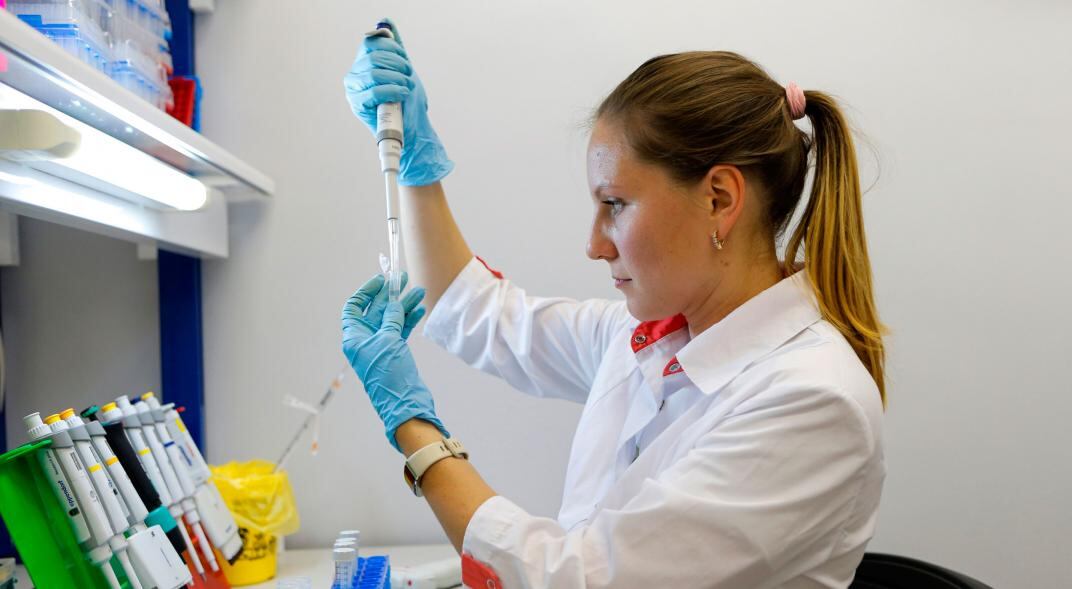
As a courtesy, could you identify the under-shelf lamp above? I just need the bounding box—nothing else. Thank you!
[0,82,208,211]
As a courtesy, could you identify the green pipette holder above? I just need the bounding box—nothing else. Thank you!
[0,439,113,588]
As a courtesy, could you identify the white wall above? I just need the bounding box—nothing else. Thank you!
[2,218,161,441]
[194,1,1072,587]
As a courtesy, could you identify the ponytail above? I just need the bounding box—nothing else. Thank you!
[784,91,887,405]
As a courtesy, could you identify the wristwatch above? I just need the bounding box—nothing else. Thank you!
[403,437,468,497]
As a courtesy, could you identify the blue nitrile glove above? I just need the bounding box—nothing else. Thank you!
[341,272,448,452]
[343,19,454,186]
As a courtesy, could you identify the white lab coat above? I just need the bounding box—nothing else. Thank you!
[422,257,885,589]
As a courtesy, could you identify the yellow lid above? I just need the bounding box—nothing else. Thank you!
[141,392,156,401]
[102,402,118,412]
[43,414,60,425]
[60,408,75,420]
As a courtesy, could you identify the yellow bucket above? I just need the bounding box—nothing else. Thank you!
[209,460,300,586]
[219,528,278,586]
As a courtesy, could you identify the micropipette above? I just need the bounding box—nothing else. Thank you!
[96,402,191,562]
[137,397,220,573]
[132,398,209,578]
[365,19,405,302]
[146,395,244,563]
[28,413,123,589]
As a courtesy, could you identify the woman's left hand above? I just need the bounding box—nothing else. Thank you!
[341,273,448,452]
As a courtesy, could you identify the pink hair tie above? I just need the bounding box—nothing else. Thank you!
[785,81,806,120]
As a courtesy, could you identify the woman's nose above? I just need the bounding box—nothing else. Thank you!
[587,224,618,261]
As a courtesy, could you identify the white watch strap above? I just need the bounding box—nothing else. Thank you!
[405,438,468,496]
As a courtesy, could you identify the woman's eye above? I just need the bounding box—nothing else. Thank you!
[602,199,624,214]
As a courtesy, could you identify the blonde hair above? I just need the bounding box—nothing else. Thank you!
[597,52,887,404]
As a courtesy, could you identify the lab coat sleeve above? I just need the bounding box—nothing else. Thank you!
[422,257,632,403]
[460,383,882,588]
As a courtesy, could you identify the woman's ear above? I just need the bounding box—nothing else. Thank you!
[706,164,747,238]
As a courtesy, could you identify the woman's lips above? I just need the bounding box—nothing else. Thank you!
[614,278,632,288]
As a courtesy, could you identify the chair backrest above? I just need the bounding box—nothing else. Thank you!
[850,553,994,589]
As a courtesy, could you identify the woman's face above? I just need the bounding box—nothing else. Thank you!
[586,119,720,321]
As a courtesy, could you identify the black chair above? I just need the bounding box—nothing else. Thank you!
[850,553,995,589]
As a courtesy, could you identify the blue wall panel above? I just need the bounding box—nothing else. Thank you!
[158,249,205,451]
[164,0,195,77]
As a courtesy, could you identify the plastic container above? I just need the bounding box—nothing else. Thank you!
[0,439,113,588]
[332,547,356,589]
[210,460,300,585]
[9,0,175,110]
[217,529,277,586]
[9,0,113,74]
[108,8,169,106]
[166,75,197,127]
[354,556,391,589]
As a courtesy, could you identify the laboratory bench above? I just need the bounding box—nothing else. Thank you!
[11,544,458,588]
[258,544,459,588]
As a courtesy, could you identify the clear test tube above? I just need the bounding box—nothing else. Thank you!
[332,547,357,589]
[337,529,361,558]
[334,537,358,586]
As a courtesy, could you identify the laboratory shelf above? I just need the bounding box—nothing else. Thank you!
[0,8,274,199]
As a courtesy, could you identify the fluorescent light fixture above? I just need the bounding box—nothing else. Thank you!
[0,82,207,211]
[0,159,151,234]
[0,169,33,185]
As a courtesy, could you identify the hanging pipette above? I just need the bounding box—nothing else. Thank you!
[273,370,348,472]
[366,20,405,302]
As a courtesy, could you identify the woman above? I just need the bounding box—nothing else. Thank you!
[341,20,886,589]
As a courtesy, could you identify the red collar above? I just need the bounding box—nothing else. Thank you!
[630,314,687,353]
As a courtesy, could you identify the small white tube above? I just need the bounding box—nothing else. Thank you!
[173,505,205,577]
[190,519,219,572]
[100,560,122,589]
[333,547,357,588]
[115,549,144,589]
[337,529,361,559]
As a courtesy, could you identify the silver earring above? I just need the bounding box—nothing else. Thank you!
[712,230,724,250]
